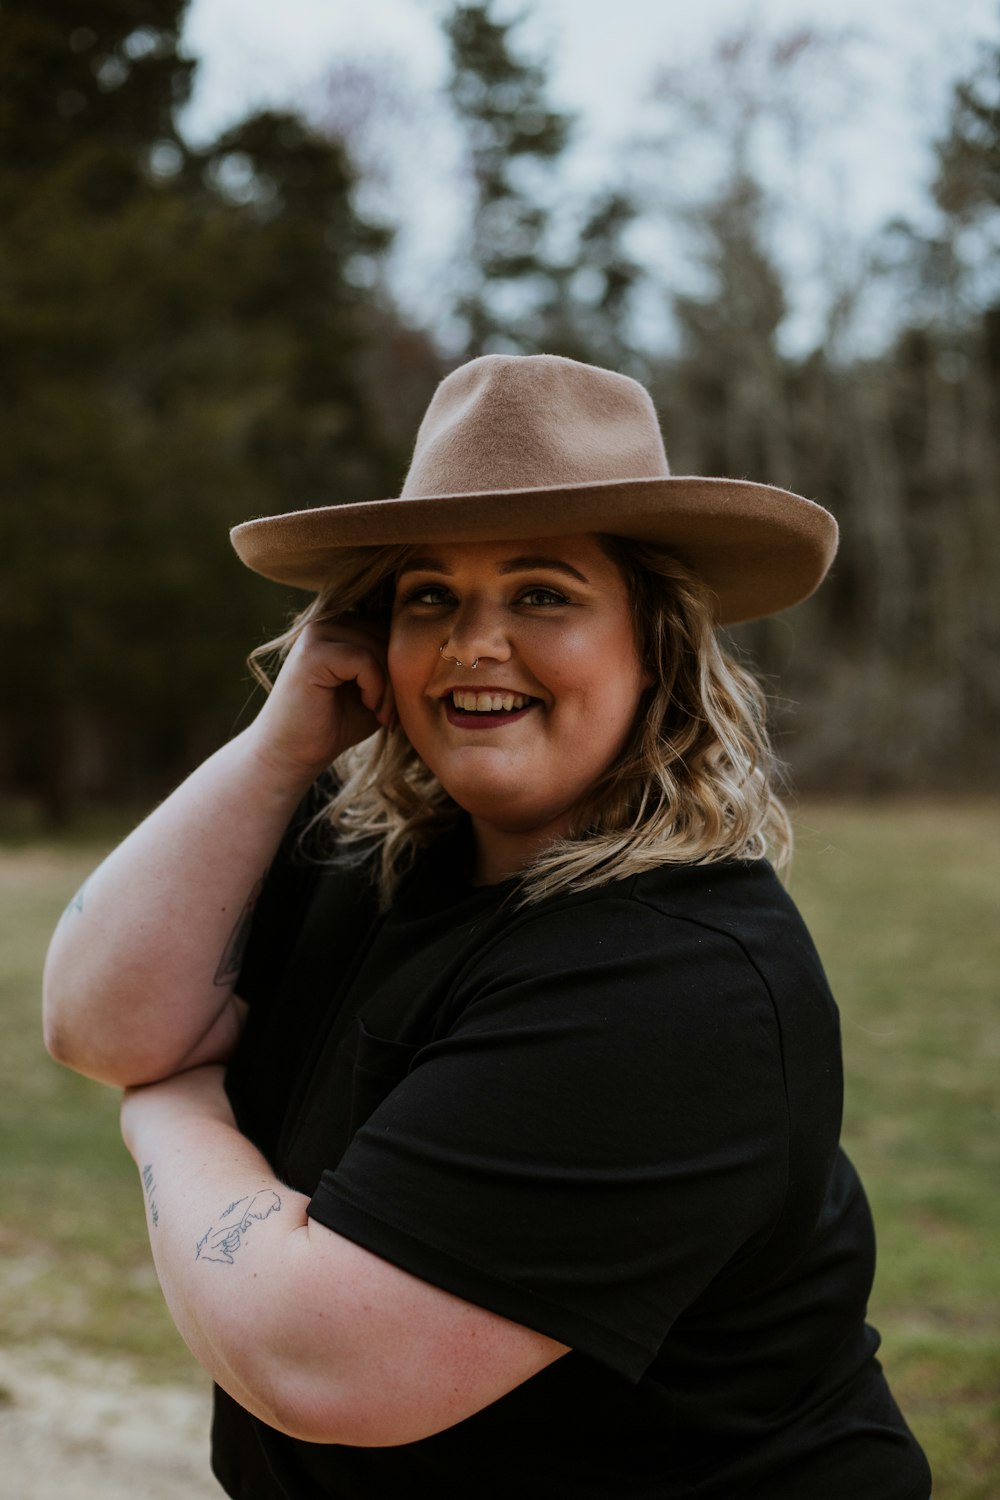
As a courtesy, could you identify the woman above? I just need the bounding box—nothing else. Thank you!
[43,354,931,1498]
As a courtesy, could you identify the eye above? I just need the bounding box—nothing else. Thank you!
[397,583,454,608]
[517,586,569,607]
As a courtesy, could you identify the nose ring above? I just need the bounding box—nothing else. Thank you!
[439,644,479,670]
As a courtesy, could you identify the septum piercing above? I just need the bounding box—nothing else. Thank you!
[439,644,479,670]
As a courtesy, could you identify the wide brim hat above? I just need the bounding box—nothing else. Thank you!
[230,353,837,625]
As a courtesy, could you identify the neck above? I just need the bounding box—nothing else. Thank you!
[470,816,572,887]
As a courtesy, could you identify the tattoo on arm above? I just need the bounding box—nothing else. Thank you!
[141,1163,160,1229]
[213,876,265,987]
[60,879,89,923]
[195,1189,282,1265]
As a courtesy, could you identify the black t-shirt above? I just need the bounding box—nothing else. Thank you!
[215,809,931,1500]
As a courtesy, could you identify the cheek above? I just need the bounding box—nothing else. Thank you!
[386,642,403,693]
[386,626,424,698]
[543,617,646,703]
[386,631,439,751]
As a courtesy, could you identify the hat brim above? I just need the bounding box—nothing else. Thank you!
[230,475,837,625]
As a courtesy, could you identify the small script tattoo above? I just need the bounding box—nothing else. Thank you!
[213,875,266,987]
[195,1189,281,1266]
[141,1163,160,1229]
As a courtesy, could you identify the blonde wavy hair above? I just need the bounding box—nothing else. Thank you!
[249,537,791,905]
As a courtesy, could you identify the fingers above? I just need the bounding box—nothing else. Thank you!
[310,638,394,726]
[363,665,397,730]
[300,621,396,728]
[250,624,397,779]
[310,611,389,658]
[246,606,405,787]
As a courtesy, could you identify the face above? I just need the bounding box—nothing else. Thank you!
[388,535,651,879]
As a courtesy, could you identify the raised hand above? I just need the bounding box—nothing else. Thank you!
[45,616,399,1088]
[246,613,397,789]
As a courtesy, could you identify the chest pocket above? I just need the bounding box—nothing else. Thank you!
[348,1019,420,1139]
[276,1015,420,1191]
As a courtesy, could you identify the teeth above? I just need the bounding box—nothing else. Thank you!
[452,691,530,712]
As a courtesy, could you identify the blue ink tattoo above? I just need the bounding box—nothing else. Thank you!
[60,880,88,923]
[141,1163,159,1228]
[213,876,266,987]
[195,1190,281,1265]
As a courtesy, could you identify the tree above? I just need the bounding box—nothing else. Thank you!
[0,2,403,821]
[934,35,1000,220]
[644,24,855,484]
[533,189,646,371]
[0,0,195,215]
[443,0,574,355]
[633,23,996,787]
[187,108,398,506]
[663,169,792,486]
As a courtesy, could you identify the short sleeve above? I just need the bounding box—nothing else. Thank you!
[307,895,789,1381]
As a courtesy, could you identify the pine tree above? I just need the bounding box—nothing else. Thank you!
[188,108,397,506]
[443,1,574,355]
[0,2,399,820]
[934,36,1000,219]
[0,0,194,213]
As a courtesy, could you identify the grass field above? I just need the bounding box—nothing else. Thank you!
[1,801,998,1494]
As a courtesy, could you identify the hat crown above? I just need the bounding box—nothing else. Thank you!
[401,353,671,499]
[230,350,838,624]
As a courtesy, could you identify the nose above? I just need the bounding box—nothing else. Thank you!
[440,598,511,669]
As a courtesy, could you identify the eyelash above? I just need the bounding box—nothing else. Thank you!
[399,585,570,609]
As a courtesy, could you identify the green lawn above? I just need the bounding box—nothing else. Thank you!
[788,802,1000,1495]
[1,802,997,1491]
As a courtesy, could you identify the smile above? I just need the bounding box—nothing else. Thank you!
[443,690,540,729]
[451,691,532,712]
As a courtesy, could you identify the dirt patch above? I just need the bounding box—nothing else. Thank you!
[0,1343,223,1498]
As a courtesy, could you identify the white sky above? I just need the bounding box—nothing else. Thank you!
[178,0,999,351]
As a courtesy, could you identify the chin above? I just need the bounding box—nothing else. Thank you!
[448,784,575,838]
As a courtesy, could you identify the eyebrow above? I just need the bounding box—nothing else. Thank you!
[397,554,590,583]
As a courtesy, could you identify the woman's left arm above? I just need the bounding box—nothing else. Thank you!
[120,1068,566,1447]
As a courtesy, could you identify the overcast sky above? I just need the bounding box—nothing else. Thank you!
[177,0,999,350]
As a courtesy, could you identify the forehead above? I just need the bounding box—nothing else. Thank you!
[397,534,618,576]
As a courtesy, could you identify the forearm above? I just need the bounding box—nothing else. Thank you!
[122,1082,403,1442]
[42,729,312,1086]
[126,1104,317,1428]
[121,1068,568,1447]
[43,619,395,1089]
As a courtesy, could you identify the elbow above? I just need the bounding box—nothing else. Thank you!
[232,1347,445,1450]
[42,984,103,1080]
[43,1018,73,1069]
[41,988,161,1088]
[41,952,92,1073]
[41,986,84,1070]
[42,1010,119,1085]
[255,1382,434,1450]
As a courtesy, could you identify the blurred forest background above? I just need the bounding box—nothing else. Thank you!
[2,0,999,823]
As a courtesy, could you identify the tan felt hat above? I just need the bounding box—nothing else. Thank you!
[230,352,837,624]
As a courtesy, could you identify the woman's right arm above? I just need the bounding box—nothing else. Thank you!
[42,621,394,1088]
